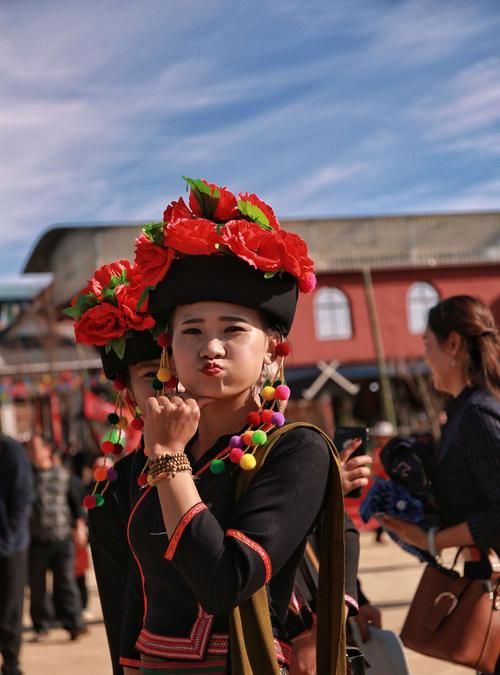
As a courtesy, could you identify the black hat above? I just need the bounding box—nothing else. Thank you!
[99,330,162,380]
[149,255,298,336]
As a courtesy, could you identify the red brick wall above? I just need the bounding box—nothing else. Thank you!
[287,264,500,367]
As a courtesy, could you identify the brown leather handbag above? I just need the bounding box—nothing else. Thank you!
[400,561,500,673]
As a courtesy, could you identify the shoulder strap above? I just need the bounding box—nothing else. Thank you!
[230,422,346,675]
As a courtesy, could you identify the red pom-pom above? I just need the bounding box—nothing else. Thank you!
[298,272,317,293]
[261,409,274,424]
[275,341,291,357]
[94,467,108,482]
[137,473,148,487]
[242,431,254,446]
[101,441,115,454]
[83,495,97,510]
[246,411,261,427]
[157,332,170,347]
[166,376,177,390]
[229,448,244,463]
[131,417,144,431]
[113,377,126,391]
[113,443,123,455]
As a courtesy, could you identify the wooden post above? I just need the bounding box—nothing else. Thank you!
[362,266,397,427]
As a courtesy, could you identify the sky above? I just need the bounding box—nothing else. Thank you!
[1,0,500,281]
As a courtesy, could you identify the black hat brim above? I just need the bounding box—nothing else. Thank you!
[99,331,162,380]
[149,255,298,335]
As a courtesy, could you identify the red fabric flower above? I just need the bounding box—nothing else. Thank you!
[237,192,281,230]
[220,220,284,272]
[71,260,132,304]
[115,282,155,332]
[74,303,127,346]
[189,180,238,221]
[134,233,176,287]
[164,218,221,256]
[163,197,193,224]
[278,231,316,291]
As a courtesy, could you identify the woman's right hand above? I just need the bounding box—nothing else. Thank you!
[339,439,372,494]
[144,394,201,457]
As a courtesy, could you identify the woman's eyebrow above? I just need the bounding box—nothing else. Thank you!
[219,315,248,322]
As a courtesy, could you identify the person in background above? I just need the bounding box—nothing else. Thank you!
[26,434,87,641]
[369,420,395,543]
[0,434,33,675]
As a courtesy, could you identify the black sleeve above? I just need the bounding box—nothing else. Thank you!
[4,440,33,549]
[344,513,360,615]
[88,452,142,674]
[166,427,331,615]
[461,404,500,551]
[68,474,85,523]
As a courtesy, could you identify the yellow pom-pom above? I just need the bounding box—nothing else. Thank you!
[239,454,257,471]
[157,368,172,383]
[261,386,276,401]
[117,416,128,429]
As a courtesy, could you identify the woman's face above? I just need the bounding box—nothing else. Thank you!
[423,326,455,394]
[171,301,274,400]
[127,359,161,413]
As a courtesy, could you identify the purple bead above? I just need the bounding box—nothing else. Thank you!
[107,468,118,482]
[271,412,285,427]
[229,435,244,448]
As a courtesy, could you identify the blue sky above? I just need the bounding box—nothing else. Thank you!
[2,0,500,280]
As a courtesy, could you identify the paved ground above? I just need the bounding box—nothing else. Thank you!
[18,533,472,675]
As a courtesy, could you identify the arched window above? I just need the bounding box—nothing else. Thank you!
[407,282,439,335]
[314,287,352,340]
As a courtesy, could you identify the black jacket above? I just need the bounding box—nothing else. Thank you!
[0,434,33,557]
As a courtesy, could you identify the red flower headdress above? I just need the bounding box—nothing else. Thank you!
[64,259,155,358]
[134,177,316,303]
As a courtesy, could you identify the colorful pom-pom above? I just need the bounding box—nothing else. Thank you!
[117,416,128,429]
[275,341,291,357]
[107,412,120,425]
[131,417,144,431]
[229,448,244,463]
[299,272,317,293]
[166,377,177,389]
[229,435,244,448]
[137,473,148,487]
[94,467,109,482]
[113,377,126,391]
[210,459,226,474]
[275,385,291,401]
[271,412,285,427]
[240,454,257,471]
[94,493,105,507]
[242,431,255,447]
[252,430,267,445]
[261,409,274,424]
[103,428,121,444]
[246,411,261,426]
[107,468,118,482]
[157,332,170,347]
[152,378,163,391]
[261,386,276,401]
[113,443,123,454]
[157,368,171,383]
[83,495,97,509]
[101,441,115,454]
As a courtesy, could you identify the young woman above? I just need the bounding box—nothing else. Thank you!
[71,180,347,675]
[379,295,500,672]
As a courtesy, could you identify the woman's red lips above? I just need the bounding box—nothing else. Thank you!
[201,364,222,376]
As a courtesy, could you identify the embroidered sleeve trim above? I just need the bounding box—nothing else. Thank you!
[225,529,272,584]
[164,502,208,561]
[345,593,359,612]
[119,656,141,667]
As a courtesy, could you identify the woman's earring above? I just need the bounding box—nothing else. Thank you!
[153,332,178,395]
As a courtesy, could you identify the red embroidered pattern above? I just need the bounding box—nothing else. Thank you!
[139,654,226,672]
[135,606,214,660]
[127,486,152,622]
[274,638,293,666]
[119,657,141,667]
[225,529,272,584]
[164,502,208,561]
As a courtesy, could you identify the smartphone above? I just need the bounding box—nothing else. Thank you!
[333,425,369,499]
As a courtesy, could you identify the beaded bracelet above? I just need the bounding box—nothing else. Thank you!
[148,464,192,487]
[147,452,192,486]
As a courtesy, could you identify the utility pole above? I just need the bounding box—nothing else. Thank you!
[362,266,397,427]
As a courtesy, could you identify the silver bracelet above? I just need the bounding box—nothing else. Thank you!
[427,526,439,558]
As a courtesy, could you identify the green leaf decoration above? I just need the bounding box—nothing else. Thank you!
[137,285,154,311]
[182,175,219,218]
[63,293,98,320]
[143,221,164,245]
[237,200,272,231]
[109,336,127,360]
[102,287,119,304]
[264,272,276,279]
